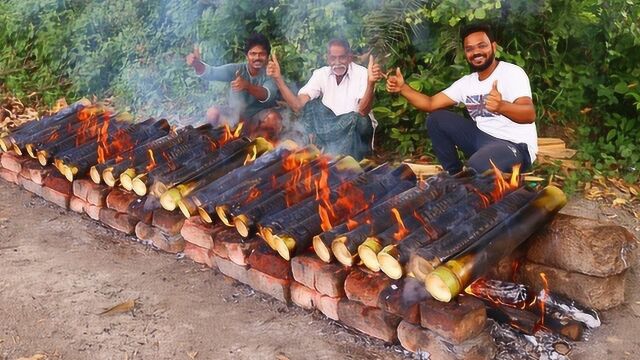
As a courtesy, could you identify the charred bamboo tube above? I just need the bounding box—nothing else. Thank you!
[232,156,363,238]
[407,186,535,282]
[425,186,567,302]
[485,303,584,341]
[12,109,87,156]
[271,164,417,260]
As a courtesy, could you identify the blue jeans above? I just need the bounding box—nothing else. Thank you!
[426,110,531,174]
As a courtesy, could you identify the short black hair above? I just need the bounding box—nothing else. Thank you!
[244,33,271,54]
[460,23,495,43]
[327,38,352,54]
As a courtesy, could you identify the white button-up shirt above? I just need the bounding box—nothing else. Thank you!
[298,63,369,116]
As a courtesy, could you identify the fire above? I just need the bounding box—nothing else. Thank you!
[538,272,549,327]
[145,149,157,172]
[488,161,522,202]
[346,218,359,230]
[233,122,244,137]
[219,122,244,147]
[412,210,439,239]
[46,131,60,143]
[243,145,258,166]
[243,186,261,205]
[96,116,111,164]
[391,208,410,240]
[161,151,177,171]
[318,204,332,232]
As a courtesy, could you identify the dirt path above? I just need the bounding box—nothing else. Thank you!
[1,179,639,360]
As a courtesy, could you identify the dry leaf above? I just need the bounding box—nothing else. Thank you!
[612,198,628,206]
[187,351,198,359]
[630,186,639,197]
[99,299,135,316]
[16,355,47,360]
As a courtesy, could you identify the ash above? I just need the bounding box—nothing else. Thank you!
[489,320,572,360]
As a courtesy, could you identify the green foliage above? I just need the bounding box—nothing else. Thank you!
[0,0,638,182]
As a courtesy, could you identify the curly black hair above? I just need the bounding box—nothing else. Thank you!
[244,33,271,54]
[460,23,495,43]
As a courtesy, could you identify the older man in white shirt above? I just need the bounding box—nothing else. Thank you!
[267,39,381,159]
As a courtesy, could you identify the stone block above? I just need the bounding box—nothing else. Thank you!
[247,243,292,280]
[290,282,320,310]
[99,208,138,234]
[517,261,626,310]
[0,152,26,173]
[85,204,102,220]
[526,214,638,277]
[21,160,50,184]
[152,209,186,235]
[0,168,19,184]
[180,217,220,249]
[397,321,496,360]
[69,196,87,214]
[220,234,261,266]
[183,241,215,268]
[344,268,393,308]
[316,295,340,321]
[42,172,72,195]
[215,256,250,285]
[248,268,291,303]
[290,254,349,297]
[73,179,110,206]
[420,296,486,344]
[337,299,401,343]
[378,278,427,324]
[135,222,185,253]
[18,175,43,197]
[127,196,155,224]
[106,188,138,213]
[41,187,70,209]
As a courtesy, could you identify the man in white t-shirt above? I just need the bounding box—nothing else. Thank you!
[386,23,537,174]
[267,39,382,159]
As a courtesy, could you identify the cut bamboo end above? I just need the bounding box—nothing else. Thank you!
[13,143,23,156]
[37,151,48,166]
[90,166,102,184]
[313,235,332,263]
[234,214,251,237]
[151,182,168,197]
[132,175,148,196]
[378,245,403,279]
[178,198,195,219]
[26,144,37,158]
[332,237,355,267]
[358,238,383,272]
[424,267,460,303]
[408,255,438,282]
[118,168,136,190]
[63,165,75,182]
[259,226,277,250]
[215,205,233,227]
[0,138,8,152]
[160,188,181,211]
[197,206,213,223]
[273,234,295,261]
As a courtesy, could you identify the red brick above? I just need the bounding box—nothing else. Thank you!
[290,255,322,289]
[222,235,261,266]
[99,208,138,234]
[73,179,110,206]
[0,152,26,173]
[248,268,291,303]
[378,278,427,324]
[41,187,70,209]
[106,188,138,213]
[72,179,91,201]
[180,217,218,249]
[316,295,341,321]
[247,244,292,280]
[183,241,215,268]
[18,175,43,197]
[212,237,229,259]
[22,161,50,185]
[290,254,350,297]
[290,282,320,310]
[18,159,42,181]
[344,268,393,308]
[69,196,87,213]
[420,296,486,344]
[42,173,72,195]
[152,209,186,235]
[0,168,19,184]
[135,222,185,253]
[127,196,154,224]
[397,321,496,359]
[215,256,250,285]
[337,299,401,343]
[85,204,102,220]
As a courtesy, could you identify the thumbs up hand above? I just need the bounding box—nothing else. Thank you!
[485,80,503,113]
[266,51,282,80]
[230,69,249,92]
[385,67,406,93]
[367,55,382,83]
[186,45,202,67]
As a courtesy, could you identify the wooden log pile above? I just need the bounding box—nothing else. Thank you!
[1,102,638,359]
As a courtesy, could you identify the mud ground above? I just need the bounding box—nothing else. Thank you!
[0,179,639,360]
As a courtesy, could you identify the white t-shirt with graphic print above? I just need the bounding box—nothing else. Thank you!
[442,61,537,163]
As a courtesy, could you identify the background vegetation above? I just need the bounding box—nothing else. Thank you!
[1,0,638,184]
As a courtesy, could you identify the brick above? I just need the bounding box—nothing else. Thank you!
[69,196,87,213]
[21,160,50,184]
[127,195,155,224]
[183,241,215,268]
[18,159,43,182]
[41,187,70,209]
[215,256,250,285]
[72,179,110,206]
[337,299,401,343]
[420,296,486,344]
[248,268,291,303]
[212,236,229,259]
[290,282,320,310]
[42,172,72,195]
[0,168,19,184]
[247,243,292,280]
[517,261,626,310]
[397,321,496,360]
[85,204,102,220]
[135,222,185,253]
[180,217,219,249]
[99,208,138,234]
[316,295,340,321]
[378,278,427,324]
[106,188,138,213]
[221,234,261,266]
[526,214,638,277]
[18,175,43,197]
[344,268,392,308]
[290,254,350,297]
[152,208,186,235]
[0,152,26,173]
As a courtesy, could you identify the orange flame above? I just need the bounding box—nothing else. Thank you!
[318,204,333,232]
[391,208,410,241]
[489,161,522,202]
[46,131,60,143]
[243,186,261,205]
[412,210,439,240]
[538,272,549,327]
[146,149,157,172]
[346,218,359,230]
[162,151,177,171]
[243,145,258,166]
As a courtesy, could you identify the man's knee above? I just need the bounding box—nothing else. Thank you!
[206,107,221,123]
[425,109,452,130]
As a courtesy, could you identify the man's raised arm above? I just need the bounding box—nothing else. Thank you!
[267,52,309,113]
[386,68,456,112]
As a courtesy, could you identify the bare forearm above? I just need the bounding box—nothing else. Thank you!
[245,84,268,102]
[358,82,376,116]
[274,78,304,112]
[399,84,437,112]
[497,102,536,124]
[193,60,205,75]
